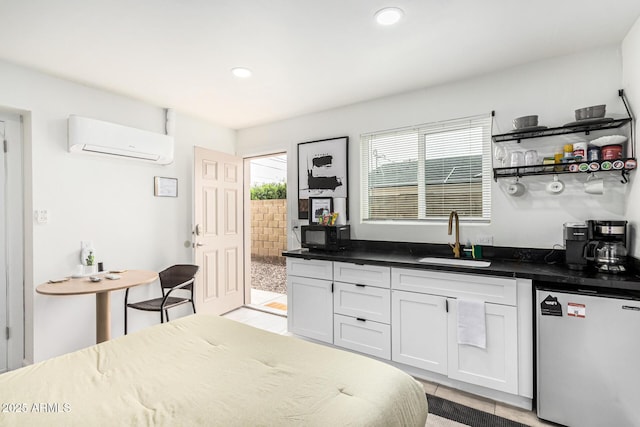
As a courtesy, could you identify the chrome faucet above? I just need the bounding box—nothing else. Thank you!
[448,211,461,258]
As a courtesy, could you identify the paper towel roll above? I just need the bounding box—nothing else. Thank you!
[333,198,347,225]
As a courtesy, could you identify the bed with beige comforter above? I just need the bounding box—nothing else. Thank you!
[0,314,427,426]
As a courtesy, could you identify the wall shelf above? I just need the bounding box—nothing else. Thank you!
[491,89,636,184]
[492,117,632,143]
[493,158,637,183]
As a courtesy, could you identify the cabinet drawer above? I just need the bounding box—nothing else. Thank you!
[334,262,390,288]
[392,268,517,306]
[286,258,333,281]
[333,282,390,323]
[334,314,390,360]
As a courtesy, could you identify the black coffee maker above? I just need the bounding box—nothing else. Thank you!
[564,222,589,270]
[584,220,628,273]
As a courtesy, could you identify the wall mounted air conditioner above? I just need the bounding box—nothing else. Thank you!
[68,115,174,164]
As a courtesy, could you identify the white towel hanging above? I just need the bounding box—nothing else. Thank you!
[457,299,486,349]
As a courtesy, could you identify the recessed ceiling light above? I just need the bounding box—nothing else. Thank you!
[231,67,252,78]
[375,7,404,26]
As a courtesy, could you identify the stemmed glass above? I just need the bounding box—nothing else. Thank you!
[494,145,507,167]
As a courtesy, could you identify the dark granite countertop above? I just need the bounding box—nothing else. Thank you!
[283,240,640,293]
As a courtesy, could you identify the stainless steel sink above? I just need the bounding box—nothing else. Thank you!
[417,257,491,267]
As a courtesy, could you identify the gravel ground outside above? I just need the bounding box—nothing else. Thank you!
[251,257,287,294]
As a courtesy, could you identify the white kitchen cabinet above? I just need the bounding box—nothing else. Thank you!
[286,256,532,407]
[390,268,521,395]
[287,259,333,344]
[334,314,391,359]
[447,300,518,394]
[391,290,448,375]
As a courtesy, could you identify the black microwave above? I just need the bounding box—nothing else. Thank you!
[301,225,350,251]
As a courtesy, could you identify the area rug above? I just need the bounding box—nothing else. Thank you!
[426,394,529,427]
[265,301,287,311]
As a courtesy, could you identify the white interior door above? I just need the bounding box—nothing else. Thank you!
[193,147,244,315]
[0,113,23,373]
[0,120,7,374]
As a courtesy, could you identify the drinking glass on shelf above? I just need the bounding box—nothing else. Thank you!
[494,145,507,167]
[525,150,539,172]
[509,151,524,174]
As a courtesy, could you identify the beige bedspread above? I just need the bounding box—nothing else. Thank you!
[0,314,427,426]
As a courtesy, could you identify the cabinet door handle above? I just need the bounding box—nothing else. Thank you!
[355,284,366,287]
[445,300,449,313]
[331,283,334,293]
[356,318,366,322]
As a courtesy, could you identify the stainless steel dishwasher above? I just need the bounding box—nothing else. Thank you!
[536,284,640,427]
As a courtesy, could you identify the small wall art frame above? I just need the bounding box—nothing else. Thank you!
[154,176,178,197]
[297,136,348,219]
[309,197,333,223]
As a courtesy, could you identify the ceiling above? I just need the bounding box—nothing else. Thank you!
[1,1,639,130]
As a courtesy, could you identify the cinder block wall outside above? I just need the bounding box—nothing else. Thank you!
[251,199,287,263]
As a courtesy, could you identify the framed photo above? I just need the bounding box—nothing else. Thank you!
[309,197,333,223]
[298,136,348,219]
[154,176,178,197]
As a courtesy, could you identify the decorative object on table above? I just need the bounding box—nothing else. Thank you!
[154,176,178,197]
[297,136,348,220]
[86,251,95,266]
[80,241,97,275]
[309,197,333,224]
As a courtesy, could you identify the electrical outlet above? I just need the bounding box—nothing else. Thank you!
[35,209,49,224]
[476,235,493,245]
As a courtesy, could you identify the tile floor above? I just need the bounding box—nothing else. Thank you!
[222,307,553,427]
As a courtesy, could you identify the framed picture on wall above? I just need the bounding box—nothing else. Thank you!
[309,197,333,223]
[297,136,348,219]
[154,176,178,197]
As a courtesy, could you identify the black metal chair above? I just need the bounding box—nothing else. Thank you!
[124,264,199,334]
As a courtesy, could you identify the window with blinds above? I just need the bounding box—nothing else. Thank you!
[360,114,492,222]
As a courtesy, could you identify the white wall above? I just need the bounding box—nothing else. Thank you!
[622,15,640,258]
[0,59,236,362]
[237,45,628,250]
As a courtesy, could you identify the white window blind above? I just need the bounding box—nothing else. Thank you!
[360,114,492,222]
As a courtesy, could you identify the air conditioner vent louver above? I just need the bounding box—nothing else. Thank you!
[68,115,174,164]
